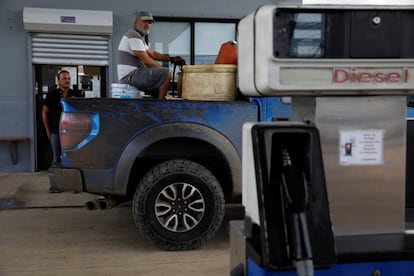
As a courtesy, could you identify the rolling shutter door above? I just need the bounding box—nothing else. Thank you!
[31,33,109,66]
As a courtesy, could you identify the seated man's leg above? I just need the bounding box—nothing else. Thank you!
[122,67,170,99]
[139,67,170,99]
[158,71,171,99]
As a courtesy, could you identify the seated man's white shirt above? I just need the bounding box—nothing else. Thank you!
[117,31,149,80]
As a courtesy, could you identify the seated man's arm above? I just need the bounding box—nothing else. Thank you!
[133,50,162,68]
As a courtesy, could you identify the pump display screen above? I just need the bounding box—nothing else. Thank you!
[273,9,414,59]
[288,13,325,58]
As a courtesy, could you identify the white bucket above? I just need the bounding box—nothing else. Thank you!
[111,83,142,99]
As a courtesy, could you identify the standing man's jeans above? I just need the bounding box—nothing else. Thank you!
[50,133,61,163]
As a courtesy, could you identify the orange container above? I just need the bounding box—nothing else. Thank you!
[215,41,237,65]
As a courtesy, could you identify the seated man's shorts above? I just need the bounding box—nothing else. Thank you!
[121,64,169,98]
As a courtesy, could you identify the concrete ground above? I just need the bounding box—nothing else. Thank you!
[0,171,98,209]
[0,171,241,275]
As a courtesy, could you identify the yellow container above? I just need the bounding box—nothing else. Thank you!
[181,64,237,101]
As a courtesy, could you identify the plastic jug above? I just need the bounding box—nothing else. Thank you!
[215,41,237,65]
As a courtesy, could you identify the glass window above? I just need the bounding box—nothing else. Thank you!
[194,22,236,64]
[147,18,237,90]
[148,22,191,67]
[148,18,238,65]
[148,22,191,84]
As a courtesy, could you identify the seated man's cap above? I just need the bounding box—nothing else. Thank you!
[136,11,154,22]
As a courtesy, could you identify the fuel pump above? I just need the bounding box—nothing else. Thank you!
[240,122,336,275]
[231,4,414,275]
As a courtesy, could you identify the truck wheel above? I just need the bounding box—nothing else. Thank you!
[132,159,225,251]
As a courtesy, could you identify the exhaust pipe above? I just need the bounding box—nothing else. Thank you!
[84,198,119,210]
[95,198,119,210]
[84,201,97,210]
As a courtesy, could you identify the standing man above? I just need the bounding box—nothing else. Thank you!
[117,11,185,99]
[42,70,74,177]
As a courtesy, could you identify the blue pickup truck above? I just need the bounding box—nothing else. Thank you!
[49,96,291,250]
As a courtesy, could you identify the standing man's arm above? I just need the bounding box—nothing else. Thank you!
[42,105,51,139]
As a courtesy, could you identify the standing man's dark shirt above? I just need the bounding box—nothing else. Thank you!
[43,88,74,135]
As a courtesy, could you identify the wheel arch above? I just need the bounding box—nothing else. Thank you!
[113,122,242,198]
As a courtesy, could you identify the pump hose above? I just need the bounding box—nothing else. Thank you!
[281,149,314,276]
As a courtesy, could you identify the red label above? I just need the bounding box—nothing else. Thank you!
[333,68,409,84]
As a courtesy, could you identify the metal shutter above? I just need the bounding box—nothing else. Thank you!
[31,33,109,66]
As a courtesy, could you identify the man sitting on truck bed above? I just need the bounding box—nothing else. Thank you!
[117,11,185,99]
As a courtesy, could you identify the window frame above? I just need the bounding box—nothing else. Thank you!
[150,16,240,65]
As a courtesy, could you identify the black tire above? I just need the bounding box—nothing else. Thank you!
[132,159,225,251]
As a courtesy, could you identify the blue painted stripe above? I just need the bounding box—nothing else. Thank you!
[247,258,414,275]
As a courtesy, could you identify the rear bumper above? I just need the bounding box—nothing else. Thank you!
[48,167,84,192]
